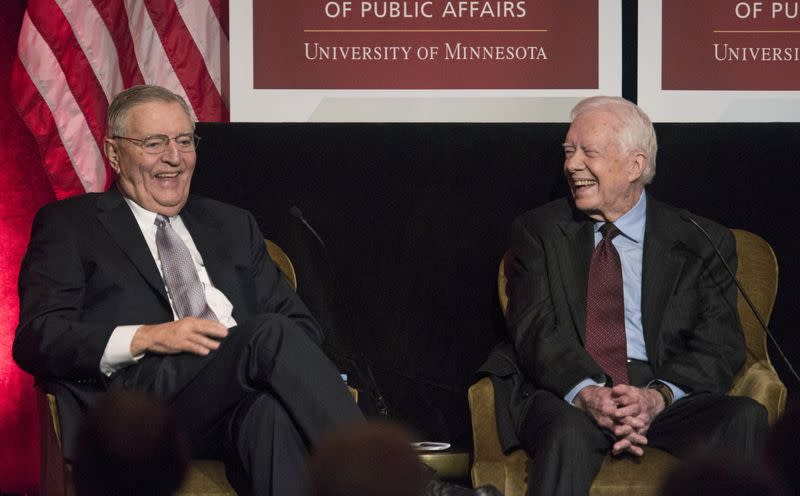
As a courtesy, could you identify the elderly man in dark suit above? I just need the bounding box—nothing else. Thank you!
[13,85,363,496]
[482,96,768,495]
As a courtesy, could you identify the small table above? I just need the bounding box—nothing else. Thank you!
[418,449,471,481]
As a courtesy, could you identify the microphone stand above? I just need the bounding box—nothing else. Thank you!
[681,211,800,384]
[289,206,391,417]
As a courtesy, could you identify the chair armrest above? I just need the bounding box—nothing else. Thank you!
[728,361,787,425]
[469,377,507,490]
[468,377,506,463]
[468,378,529,495]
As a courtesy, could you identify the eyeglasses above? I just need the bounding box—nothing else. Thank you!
[113,134,200,155]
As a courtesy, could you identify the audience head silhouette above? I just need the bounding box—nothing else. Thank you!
[660,451,789,496]
[308,420,428,496]
[73,390,190,496]
[765,399,800,491]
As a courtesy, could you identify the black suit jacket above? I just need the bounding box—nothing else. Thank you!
[480,194,745,451]
[14,187,322,380]
[13,188,323,455]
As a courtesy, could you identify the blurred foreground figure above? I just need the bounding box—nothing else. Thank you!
[74,390,189,496]
[308,421,503,496]
[308,421,428,496]
[659,452,789,496]
[764,399,800,491]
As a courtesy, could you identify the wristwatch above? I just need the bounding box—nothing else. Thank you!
[648,381,674,408]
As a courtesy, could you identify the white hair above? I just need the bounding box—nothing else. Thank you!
[570,96,658,184]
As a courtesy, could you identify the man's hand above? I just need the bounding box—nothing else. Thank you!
[574,385,620,431]
[131,317,228,356]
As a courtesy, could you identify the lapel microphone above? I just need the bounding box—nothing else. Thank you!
[289,206,391,417]
[680,211,799,384]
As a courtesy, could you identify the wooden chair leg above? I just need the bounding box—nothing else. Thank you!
[37,389,70,496]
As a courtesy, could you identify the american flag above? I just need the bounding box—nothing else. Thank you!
[11,0,229,200]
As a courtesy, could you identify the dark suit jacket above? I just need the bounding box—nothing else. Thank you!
[479,194,745,451]
[13,187,323,456]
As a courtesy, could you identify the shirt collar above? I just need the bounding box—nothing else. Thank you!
[124,197,177,231]
[594,191,647,244]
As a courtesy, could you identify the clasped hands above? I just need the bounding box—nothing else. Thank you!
[575,384,665,457]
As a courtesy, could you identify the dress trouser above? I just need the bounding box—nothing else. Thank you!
[518,389,768,496]
[112,314,364,496]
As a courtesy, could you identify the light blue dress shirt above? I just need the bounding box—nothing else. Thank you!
[565,193,686,404]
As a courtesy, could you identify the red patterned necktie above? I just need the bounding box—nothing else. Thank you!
[584,222,629,386]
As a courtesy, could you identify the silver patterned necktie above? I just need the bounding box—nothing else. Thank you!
[154,214,218,321]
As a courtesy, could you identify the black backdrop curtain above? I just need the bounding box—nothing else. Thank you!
[193,122,799,447]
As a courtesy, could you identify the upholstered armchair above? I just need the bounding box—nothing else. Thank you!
[468,229,787,496]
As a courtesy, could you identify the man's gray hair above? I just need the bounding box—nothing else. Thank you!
[570,96,658,184]
[107,85,194,137]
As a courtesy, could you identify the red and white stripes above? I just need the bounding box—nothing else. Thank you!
[11,0,229,200]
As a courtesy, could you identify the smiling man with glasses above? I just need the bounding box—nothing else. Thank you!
[14,84,364,496]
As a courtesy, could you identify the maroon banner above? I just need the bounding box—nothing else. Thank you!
[252,0,598,89]
[663,0,800,91]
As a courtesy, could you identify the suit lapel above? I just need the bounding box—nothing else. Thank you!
[641,199,685,355]
[556,214,594,342]
[95,188,169,303]
[179,198,229,293]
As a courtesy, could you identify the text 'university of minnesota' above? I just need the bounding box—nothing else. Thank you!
[304,42,547,61]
